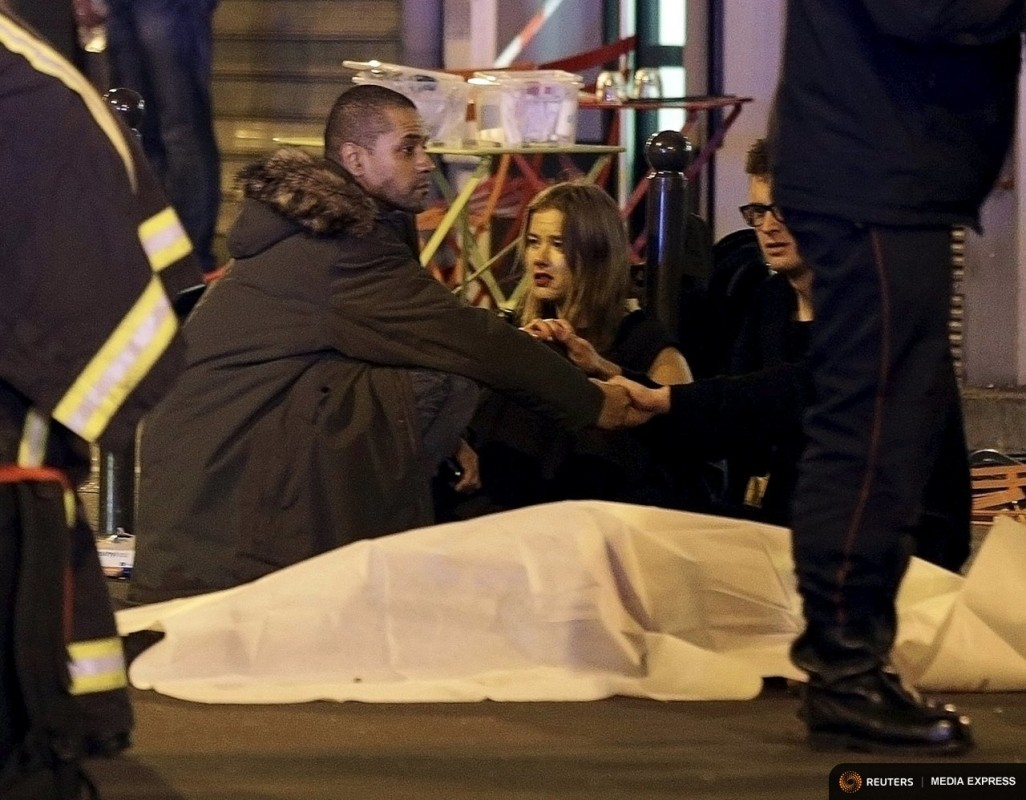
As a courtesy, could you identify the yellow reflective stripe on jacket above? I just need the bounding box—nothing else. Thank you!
[52,277,177,442]
[67,637,128,695]
[62,484,75,526]
[139,207,193,272]
[0,15,136,191]
[17,408,48,468]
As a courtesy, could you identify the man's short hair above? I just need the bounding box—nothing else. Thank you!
[745,138,771,178]
[323,84,417,161]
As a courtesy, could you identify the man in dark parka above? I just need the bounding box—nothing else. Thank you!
[131,85,629,603]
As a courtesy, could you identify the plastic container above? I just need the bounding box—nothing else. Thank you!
[343,60,471,147]
[470,70,583,146]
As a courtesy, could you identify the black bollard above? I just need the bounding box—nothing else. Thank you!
[96,87,146,536]
[98,446,135,536]
[643,130,694,338]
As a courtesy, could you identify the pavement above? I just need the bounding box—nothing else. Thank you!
[85,681,1026,800]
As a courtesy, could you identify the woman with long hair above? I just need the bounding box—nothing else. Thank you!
[514,182,691,385]
[448,183,694,519]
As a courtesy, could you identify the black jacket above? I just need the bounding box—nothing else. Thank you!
[132,149,603,602]
[0,13,200,778]
[729,273,809,376]
[0,21,199,472]
[771,0,1024,228]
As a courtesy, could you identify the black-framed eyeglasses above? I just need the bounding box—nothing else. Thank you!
[739,203,785,227]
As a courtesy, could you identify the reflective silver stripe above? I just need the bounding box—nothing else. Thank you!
[67,637,128,695]
[139,207,192,272]
[52,277,177,442]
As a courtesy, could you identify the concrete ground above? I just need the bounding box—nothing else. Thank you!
[85,683,1026,800]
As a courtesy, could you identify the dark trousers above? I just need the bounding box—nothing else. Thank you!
[783,212,967,680]
[106,0,221,271]
[1,475,133,789]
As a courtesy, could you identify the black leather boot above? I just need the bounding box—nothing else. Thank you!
[791,604,973,756]
[800,666,973,755]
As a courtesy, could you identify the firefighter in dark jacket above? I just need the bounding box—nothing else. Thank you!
[130,85,630,604]
[770,0,1024,753]
[0,6,201,795]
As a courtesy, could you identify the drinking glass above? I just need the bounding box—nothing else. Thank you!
[630,68,663,100]
[595,70,627,102]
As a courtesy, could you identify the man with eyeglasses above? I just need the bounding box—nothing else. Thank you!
[601,139,816,522]
[721,138,814,525]
[734,139,813,370]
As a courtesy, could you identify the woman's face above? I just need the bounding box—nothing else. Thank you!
[525,208,572,308]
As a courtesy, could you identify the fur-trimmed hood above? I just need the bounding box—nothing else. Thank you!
[227,148,379,258]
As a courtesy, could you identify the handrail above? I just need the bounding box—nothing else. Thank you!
[442,35,638,83]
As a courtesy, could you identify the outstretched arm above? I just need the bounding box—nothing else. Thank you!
[611,364,812,459]
[522,318,693,385]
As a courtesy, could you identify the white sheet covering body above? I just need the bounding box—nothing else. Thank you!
[116,502,1026,704]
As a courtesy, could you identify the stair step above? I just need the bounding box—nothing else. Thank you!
[219,159,248,199]
[208,0,403,250]
[215,0,399,39]
[215,117,323,155]
[213,74,354,120]
[215,38,399,80]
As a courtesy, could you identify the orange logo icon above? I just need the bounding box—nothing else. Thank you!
[839,770,863,793]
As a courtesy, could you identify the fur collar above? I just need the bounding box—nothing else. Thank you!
[235,148,378,237]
